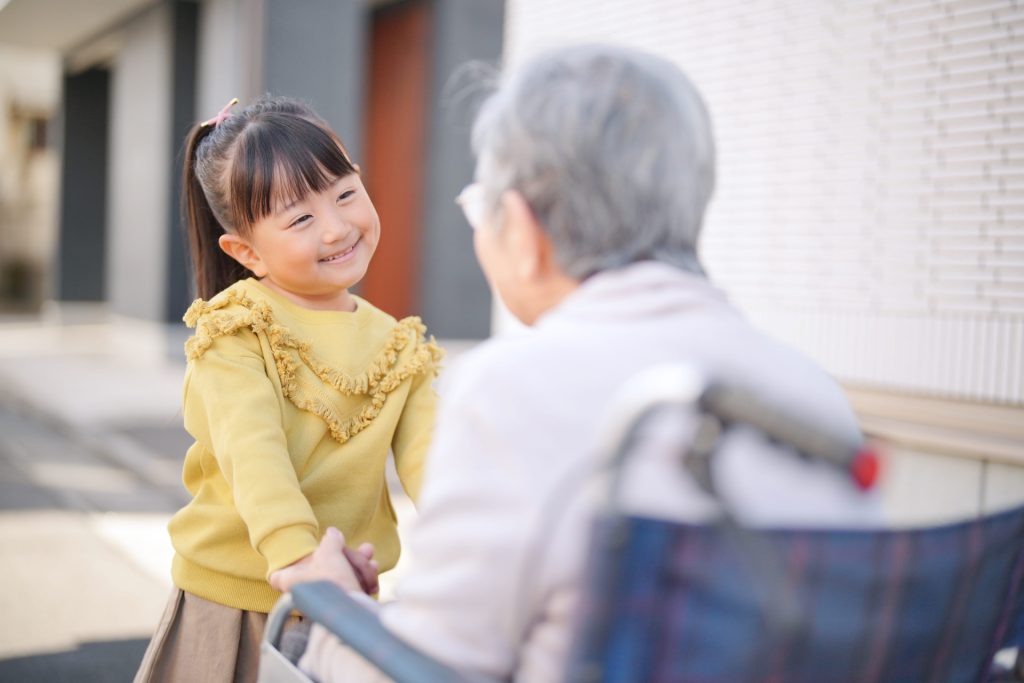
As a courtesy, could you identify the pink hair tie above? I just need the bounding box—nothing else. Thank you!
[201,97,239,128]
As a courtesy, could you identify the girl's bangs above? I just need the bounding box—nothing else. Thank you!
[229,115,355,227]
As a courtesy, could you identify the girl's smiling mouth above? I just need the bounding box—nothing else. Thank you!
[319,240,359,263]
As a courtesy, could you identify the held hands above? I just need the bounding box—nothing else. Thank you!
[341,543,380,596]
[269,527,379,595]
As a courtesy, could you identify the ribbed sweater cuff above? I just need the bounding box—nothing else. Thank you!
[259,524,319,575]
[172,554,280,613]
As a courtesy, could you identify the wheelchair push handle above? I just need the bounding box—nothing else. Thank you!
[700,382,880,490]
[597,365,880,497]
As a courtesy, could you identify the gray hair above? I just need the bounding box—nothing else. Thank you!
[471,44,716,278]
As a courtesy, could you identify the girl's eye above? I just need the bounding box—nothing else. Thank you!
[289,214,312,228]
[338,189,356,202]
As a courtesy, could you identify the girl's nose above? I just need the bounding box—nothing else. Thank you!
[321,213,347,243]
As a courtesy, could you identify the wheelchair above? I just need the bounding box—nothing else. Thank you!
[259,365,1024,683]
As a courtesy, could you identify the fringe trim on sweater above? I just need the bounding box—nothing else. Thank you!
[183,289,443,444]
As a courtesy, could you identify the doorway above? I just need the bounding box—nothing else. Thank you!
[358,0,432,320]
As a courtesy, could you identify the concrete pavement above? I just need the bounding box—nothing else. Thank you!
[0,308,474,680]
[0,312,192,504]
[0,312,189,681]
[0,404,177,680]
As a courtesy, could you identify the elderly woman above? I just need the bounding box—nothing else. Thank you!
[272,44,878,682]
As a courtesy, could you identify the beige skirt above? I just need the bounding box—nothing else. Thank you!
[134,588,299,683]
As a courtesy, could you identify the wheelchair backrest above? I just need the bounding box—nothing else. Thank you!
[568,505,1024,683]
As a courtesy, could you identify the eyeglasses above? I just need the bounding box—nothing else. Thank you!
[455,183,487,231]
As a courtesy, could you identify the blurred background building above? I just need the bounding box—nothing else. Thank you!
[0,0,502,337]
[0,42,59,313]
[0,1,1021,678]
[0,0,1021,520]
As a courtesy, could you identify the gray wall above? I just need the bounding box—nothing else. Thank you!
[106,4,174,321]
[263,0,366,162]
[196,0,264,121]
[419,0,504,338]
[57,68,109,302]
[165,1,199,320]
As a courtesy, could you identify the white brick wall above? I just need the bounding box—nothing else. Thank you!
[504,0,1024,404]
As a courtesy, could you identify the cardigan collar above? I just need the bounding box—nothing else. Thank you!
[537,261,736,329]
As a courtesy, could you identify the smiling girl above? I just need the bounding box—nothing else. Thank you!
[133,96,443,683]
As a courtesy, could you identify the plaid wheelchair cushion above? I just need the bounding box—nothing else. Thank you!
[567,503,1024,683]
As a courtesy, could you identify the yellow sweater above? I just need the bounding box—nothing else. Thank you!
[168,279,443,612]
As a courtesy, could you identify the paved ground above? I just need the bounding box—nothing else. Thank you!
[0,401,176,682]
[0,311,472,681]
[0,314,185,681]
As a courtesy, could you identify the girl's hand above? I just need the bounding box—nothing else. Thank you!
[269,528,377,594]
[341,542,380,595]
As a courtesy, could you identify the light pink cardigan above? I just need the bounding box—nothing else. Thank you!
[300,262,881,682]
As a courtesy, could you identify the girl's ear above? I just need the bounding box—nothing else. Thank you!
[218,234,267,277]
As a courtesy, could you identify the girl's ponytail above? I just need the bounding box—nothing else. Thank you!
[182,122,252,300]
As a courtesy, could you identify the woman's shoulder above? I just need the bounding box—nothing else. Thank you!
[434,332,551,405]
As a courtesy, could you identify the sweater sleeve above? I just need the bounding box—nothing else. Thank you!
[183,329,320,575]
[389,368,438,504]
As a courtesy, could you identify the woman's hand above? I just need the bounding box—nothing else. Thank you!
[270,527,378,594]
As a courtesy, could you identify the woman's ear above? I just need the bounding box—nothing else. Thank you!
[218,234,266,277]
[501,190,547,282]
[496,190,580,322]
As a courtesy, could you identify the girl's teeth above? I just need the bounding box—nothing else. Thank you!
[322,244,355,262]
